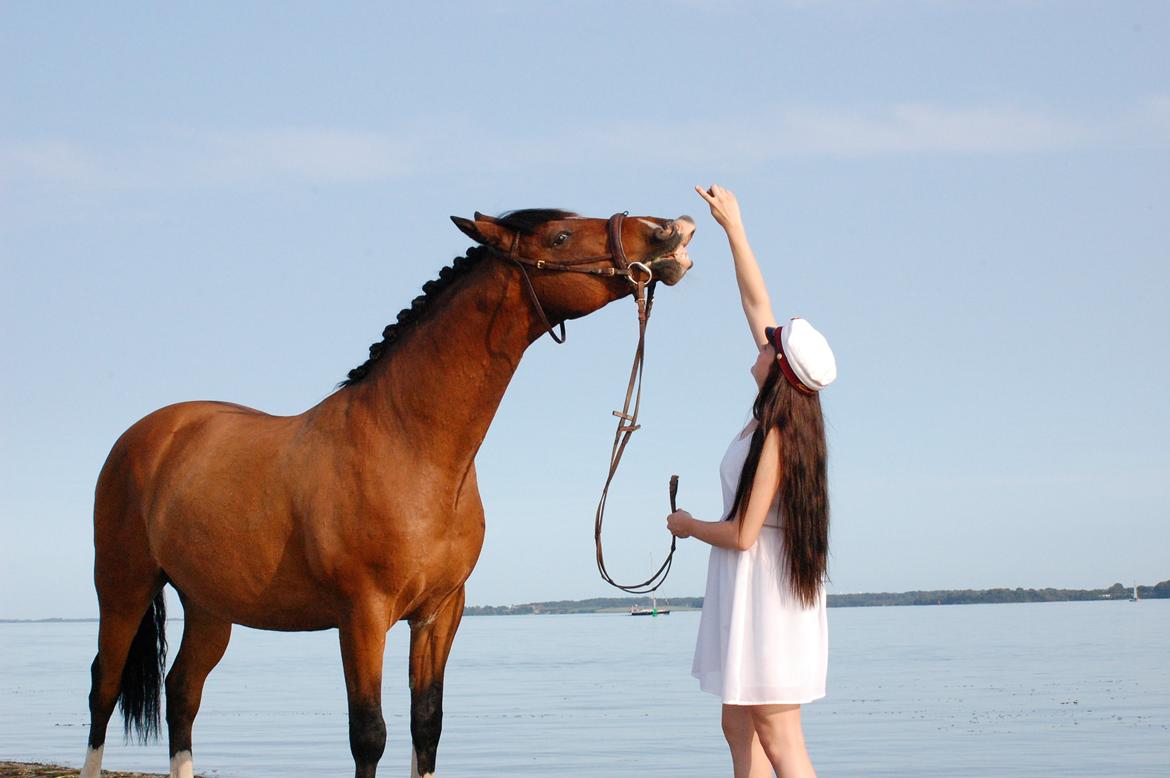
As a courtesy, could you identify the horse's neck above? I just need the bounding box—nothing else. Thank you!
[343,258,546,463]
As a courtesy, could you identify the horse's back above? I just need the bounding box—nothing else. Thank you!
[100,400,271,484]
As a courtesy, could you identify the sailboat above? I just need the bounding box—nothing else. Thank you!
[1130,582,1139,602]
[630,553,671,616]
[630,593,671,617]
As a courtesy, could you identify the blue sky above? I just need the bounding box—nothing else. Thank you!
[2,1,1167,618]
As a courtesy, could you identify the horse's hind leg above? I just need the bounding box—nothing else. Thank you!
[408,587,465,778]
[165,596,232,778]
[84,452,169,778]
[82,576,166,778]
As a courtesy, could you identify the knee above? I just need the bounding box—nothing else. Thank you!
[750,706,806,753]
[721,706,755,745]
[349,700,387,766]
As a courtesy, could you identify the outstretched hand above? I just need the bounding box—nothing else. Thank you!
[695,184,743,232]
[667,509,694,539]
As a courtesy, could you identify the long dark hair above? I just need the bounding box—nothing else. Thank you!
[723,357,829,607]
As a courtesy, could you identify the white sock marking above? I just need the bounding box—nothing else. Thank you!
[170,749,194,778]
[79,745,104,778]
[411,748,435,778]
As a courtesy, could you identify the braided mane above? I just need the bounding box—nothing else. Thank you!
[339,209,577,387]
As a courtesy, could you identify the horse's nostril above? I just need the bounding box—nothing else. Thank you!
[654,223,677,241]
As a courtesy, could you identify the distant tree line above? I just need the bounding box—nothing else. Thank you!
[464,596,704,616]
[827,580,1167,607]
[462,579,1168,616]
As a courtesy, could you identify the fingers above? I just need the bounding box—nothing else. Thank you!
[710,183,734,199]
[695,183,735,203]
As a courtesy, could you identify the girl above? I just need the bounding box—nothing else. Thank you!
[668,184,836,778]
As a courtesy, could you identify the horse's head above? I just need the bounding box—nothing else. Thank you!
[450,209,694,321]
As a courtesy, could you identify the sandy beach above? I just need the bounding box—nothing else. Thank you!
[0,764,196,778]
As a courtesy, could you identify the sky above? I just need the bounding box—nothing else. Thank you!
[1,1,1168,619]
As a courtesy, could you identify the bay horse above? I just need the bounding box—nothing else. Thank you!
[80,209,694,778]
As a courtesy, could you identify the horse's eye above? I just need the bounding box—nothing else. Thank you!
[551,231,571,247]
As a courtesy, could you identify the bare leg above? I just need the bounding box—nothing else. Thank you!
[339,605,391,778]
[722,704,775,778]
[751,703,816,778]
[165,598,232,778]
[408,587,465,778]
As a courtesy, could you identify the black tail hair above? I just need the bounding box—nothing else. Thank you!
[119,589,168,744]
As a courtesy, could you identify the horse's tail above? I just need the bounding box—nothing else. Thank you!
[118,589,168,743]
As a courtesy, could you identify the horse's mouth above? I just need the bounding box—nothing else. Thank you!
[649,231,693,287]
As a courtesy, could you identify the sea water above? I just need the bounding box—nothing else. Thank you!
[1,600,1167,776]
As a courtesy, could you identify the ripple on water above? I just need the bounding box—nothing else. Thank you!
[1,601,1168,776]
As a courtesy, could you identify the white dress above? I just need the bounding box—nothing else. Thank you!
[690,419,828,705]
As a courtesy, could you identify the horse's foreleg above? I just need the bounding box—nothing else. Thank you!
[339,606,391,778]
[408,587,465,778]
[165,598,232,778]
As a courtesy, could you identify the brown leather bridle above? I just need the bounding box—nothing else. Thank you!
[486,212,679,594]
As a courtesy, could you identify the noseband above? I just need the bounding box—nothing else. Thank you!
[485,212,677,594]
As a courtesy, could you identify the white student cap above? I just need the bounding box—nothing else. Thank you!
[764,317,837,394]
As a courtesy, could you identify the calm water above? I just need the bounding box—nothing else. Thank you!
[1,600,1167,776]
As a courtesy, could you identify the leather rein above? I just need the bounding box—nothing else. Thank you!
[485,212,678,594]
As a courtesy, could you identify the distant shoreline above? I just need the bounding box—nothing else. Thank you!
[3,579,1163,622]
[463,579,1167,616]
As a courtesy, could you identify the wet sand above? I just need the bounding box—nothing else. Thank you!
[0,764,198,778]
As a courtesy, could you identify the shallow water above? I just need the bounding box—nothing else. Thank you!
[1,600,1167,776]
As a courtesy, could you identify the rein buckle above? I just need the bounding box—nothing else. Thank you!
[627,262,653,285]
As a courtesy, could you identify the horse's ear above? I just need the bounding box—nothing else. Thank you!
[451,216,484,242]
[451,215,509,250]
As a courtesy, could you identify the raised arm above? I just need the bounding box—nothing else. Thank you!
[695,184,778,347]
